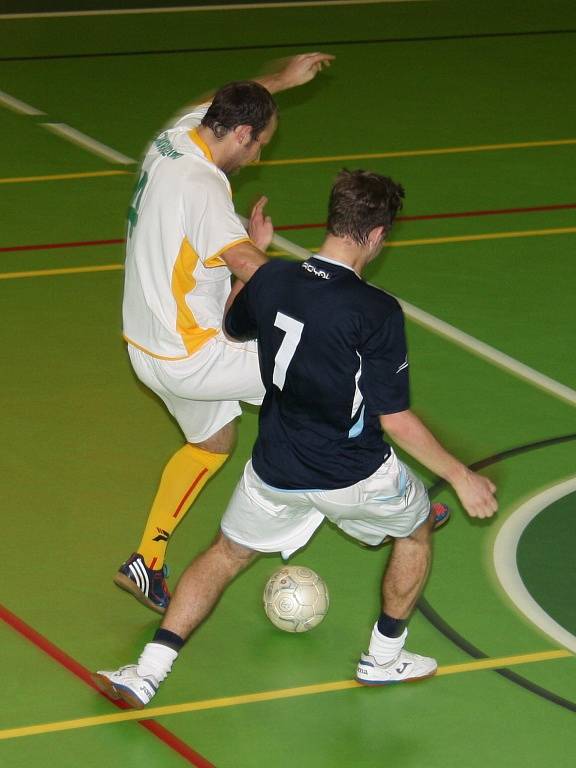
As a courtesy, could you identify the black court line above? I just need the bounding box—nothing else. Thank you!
[419,433,576,714]
[3,28,576,63]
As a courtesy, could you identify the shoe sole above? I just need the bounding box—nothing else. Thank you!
[91,672,147,709]
[355,668,437,686]
[113,572,166,615]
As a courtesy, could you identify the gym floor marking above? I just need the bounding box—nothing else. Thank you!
[0,170,131,184]
[0,90,45,116]
[41,123,136,165]
[1,226,575,274]
[257,138,576,166]
[0,0,429,21]
[494,477,576,654]
[0,265,124,280]
[0,649,570,742]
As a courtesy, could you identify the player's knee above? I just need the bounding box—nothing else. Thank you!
[215,532,256,568]
[193,419,237,454]
[408,510,434,543]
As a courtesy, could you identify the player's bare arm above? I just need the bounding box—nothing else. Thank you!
[222,241,267,284]
[255,52,335,93]
[222,196,272,330]
[379,410,498,520]
[177,53,334,117]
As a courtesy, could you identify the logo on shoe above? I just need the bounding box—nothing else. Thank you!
[395,662,411,675]
[152,528,170,542]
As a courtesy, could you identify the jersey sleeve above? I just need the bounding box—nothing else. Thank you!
[359,307,411,415]
[183,173,250,266]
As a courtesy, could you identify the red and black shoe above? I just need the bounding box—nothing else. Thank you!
[113,553,170,614]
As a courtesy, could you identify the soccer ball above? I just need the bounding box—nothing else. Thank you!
[263,566,329,633]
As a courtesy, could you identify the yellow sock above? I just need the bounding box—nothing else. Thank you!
[137,444,228,569]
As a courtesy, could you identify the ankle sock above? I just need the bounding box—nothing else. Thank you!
[368,625,408,665]
[377,612,407,638]
[153,628,186,652]
[137,642,179,682]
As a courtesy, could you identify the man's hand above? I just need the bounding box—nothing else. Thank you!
[380,409,498,521]
[248,196,274,251]
[258,53,335,93]
[450,469,498,520]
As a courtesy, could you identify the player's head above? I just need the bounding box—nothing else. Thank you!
[327,169,405,256]
[202,81,278,172]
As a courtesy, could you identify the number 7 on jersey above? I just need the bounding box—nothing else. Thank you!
[273,312,304,390]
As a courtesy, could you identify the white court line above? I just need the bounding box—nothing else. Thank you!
[493,478,576,654]
[400,301,576,407]
[261,225,576,408]
[0,0,429,21]
[0,90,45,116]
[41,123,136,165]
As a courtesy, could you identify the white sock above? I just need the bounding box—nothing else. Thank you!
[137,642,178,682]
[368,625,408,665]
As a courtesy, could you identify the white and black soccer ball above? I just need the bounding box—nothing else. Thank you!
[263,566,329,633]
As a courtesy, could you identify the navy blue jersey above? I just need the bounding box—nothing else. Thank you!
[225,256,410,490]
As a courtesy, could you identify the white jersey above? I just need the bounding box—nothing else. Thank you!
[122,104,251,359]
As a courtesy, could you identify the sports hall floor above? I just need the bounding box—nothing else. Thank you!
[1,0,575,765]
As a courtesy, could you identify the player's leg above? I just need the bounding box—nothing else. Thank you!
[94,462,328,708]
[314,451,439,684]
[115,340,263,613]
[95,533,257,708]
[358,495,438,684]
[115,423,234,613]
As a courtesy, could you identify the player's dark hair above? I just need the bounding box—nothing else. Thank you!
[327,169,405,244]
[201,81,278,141]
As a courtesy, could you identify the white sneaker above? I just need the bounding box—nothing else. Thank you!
[356,648,437,685]
[92,665,160,708]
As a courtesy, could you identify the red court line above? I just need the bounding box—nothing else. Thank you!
[1,203,575,254]
[0,602,216,767]
[0,238,124,253]
[275,202,576,230]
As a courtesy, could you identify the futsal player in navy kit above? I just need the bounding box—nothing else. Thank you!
[94,170,497,706]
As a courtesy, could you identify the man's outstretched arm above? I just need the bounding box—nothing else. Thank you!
[379,409,498,519]
[176,52,334,118]
[254,52,335,94]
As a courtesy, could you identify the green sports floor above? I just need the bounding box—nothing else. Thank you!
[1,1,575,765]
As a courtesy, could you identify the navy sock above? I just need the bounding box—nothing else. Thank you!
[153,628,185,652]
[377,612,407,638]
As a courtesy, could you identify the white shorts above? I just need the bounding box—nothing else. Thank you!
[221,449,430,559]
[127,334,265,443]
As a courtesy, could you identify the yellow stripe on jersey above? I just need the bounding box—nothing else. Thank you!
[205,237,252,268]
[171,238,219,356]
[188,128,214,162]
[122,336,189,361]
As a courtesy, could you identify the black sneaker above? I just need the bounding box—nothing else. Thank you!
[113,553,170,614]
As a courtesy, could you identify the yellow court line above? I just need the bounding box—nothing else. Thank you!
[257,138,576,167]
[0,649,571,742]
[0,265,123,280]
[1,137,576,184]
[388,225,576,247]
[2,225,575,281]
[266,225,576,257]
[0,170,132,184]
